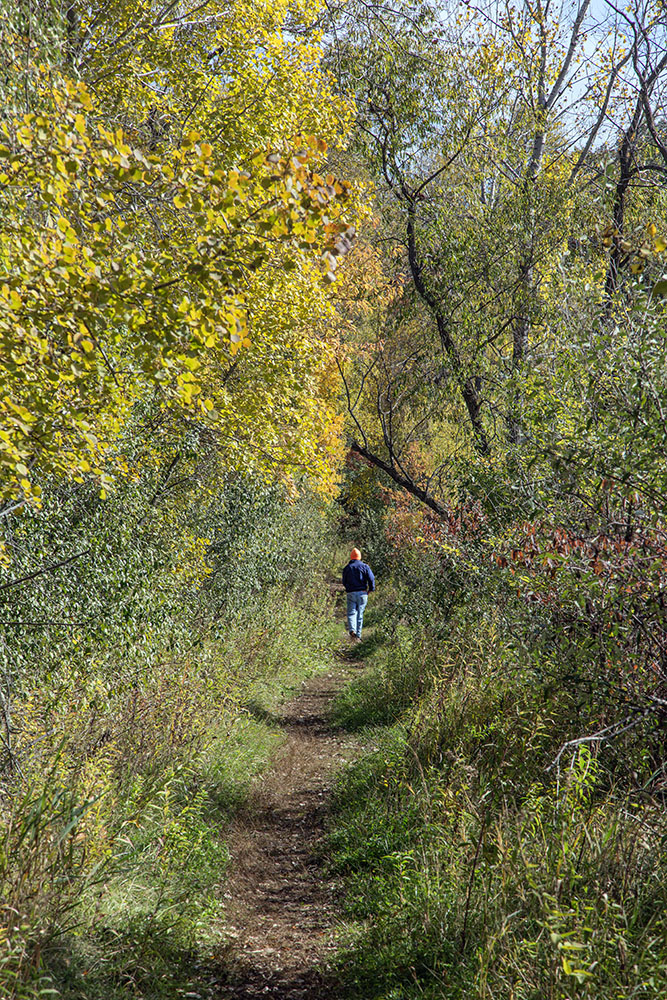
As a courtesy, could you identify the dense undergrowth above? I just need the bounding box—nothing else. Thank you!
[0,461,340,1000]
[328,545,667,1000]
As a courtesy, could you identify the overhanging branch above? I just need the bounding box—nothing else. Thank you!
[350,440,448,519]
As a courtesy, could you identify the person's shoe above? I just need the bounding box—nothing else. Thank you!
[349,630,356,640]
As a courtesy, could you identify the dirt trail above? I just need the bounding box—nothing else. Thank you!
[216,655,360,999]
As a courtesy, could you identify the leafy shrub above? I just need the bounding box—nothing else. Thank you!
[328,571,667,1000]
[0,459,339,998]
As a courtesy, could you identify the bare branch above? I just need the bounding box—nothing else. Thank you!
[0,549,91,595]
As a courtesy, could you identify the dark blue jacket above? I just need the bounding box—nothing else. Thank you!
[342,559,375,593]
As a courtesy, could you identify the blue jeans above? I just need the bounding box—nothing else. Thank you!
[346,590,368,638]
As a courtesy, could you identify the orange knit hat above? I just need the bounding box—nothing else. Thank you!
[350,547,361,560]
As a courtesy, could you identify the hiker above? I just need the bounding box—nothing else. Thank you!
[342,547,375,642]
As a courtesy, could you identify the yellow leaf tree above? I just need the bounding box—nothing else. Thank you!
[0,0,361,503]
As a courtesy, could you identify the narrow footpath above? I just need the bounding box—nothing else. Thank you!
[216,651,362,999]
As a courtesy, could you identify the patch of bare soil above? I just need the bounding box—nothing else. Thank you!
[215,658,360,999]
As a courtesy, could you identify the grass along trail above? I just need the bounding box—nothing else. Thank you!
[216,636,363,998]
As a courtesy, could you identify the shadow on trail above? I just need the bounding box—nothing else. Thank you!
[244,685,335,735]
[340,628,386,663]
[216,965,336,1000]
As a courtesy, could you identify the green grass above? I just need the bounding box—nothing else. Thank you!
[331,619,426,730]
[30,586,341,1000]
[325,591,667,1000]
[47,712,283,1000]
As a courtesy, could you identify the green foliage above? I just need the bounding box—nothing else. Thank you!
[206,478,337,611]
[0,446,339,997]
[327,566,667,1000]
